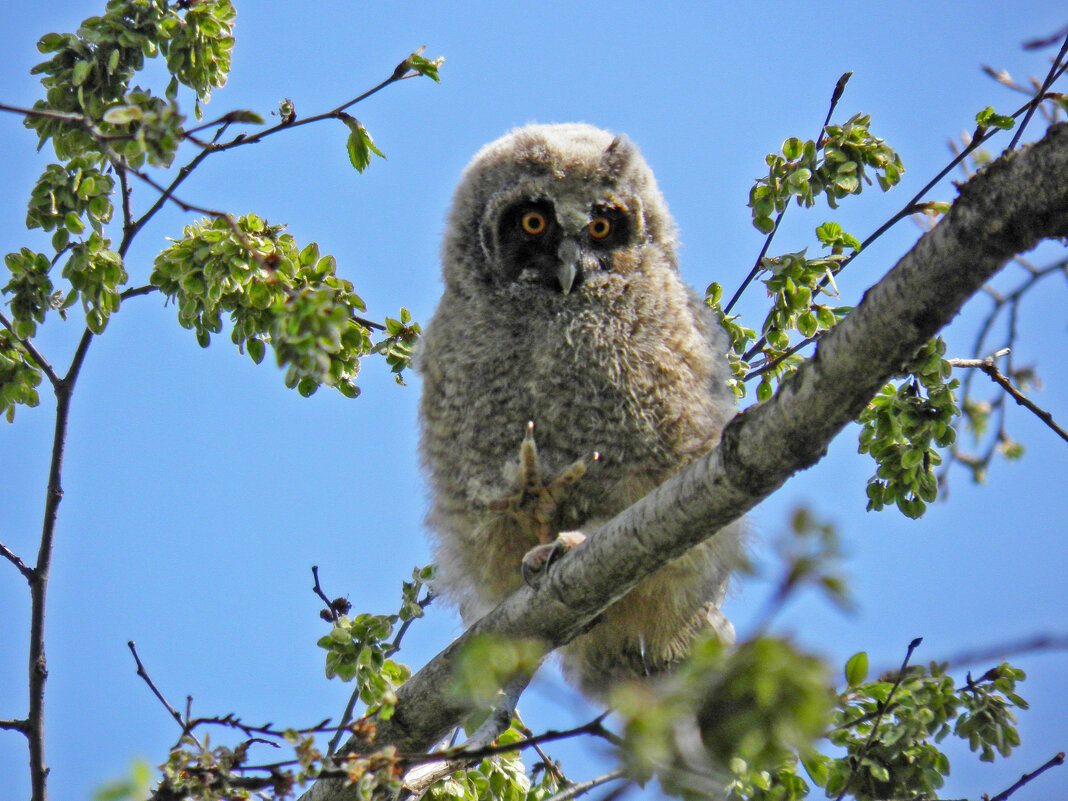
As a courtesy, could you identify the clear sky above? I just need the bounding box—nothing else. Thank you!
[1,2,1066,800]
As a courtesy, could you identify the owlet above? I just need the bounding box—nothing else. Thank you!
[416,123,743,700]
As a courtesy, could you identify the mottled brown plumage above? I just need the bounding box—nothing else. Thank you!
[417,123,743,699]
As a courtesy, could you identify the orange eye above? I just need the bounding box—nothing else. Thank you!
[589,217,611,240]
[521,211,547,235]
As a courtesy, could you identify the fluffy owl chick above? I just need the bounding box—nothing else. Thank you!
[417,123,743,700]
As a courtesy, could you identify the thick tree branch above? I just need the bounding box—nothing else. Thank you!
[300,124,1068,801]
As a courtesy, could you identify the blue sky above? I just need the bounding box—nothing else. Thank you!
[1,2,1066,799]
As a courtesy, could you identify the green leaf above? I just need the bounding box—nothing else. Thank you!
[63,212,85,234]
[247,338,265,364]
[844,651,869,687]
[782,137,804,161]
[226,110,265,125]
[342,115,386,174]
[754,215,775,234]
[403,49,443,82]
[71,60,90,86]
[103,105,143,124]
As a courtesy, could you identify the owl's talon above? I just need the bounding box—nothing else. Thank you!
[521,530,587,587]
[488,424,598,548]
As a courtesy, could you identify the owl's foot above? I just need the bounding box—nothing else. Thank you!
[521,530,587,587]
[487,421,598,545]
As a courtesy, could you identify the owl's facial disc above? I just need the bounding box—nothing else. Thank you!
[496,199,631,294]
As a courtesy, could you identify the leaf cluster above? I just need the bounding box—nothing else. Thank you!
[26,157,115,245]
[1,0,241,420]
[813,659,1028,800]
[426,725,560,801]
[28,0,234,158]
[151,214,376,397]
[0,332,43,422]
[2,1,441,419]
[709,113,894,402]
[858,338,960,518]
[697,654,1029,801]
[372,306,422,385]
[749,114,903,234]
[316,566,430,714]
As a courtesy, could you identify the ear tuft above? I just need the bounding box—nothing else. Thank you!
[600,134,636,176]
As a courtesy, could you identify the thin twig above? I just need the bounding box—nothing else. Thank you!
[127,641,188,733]
[412,712,618,766]
[1007,32,1068,150]
[311,566,339,622]
[949,355,1068,444]
[0,541,34,582]
[744,333,821,380]
[117,161,134,255]
[123,143,214,250]
[25,371,80,800]
[120,284,158,300]
[724,72,851,315]
[207,71,415,155]
[185,713,334,739]
[384,589,434,658]
[0,310,61,387]
[541,769,627,801]
[516,713,570,788]
[835,637,922,801]
[989,751,1065,801]
[0,718,30,733]
[940,633,1068,670]
[1025,25,1068,50]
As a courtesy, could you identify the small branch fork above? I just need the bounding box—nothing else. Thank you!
[948,353,1068,444]
[835,638,923,801]
[129,628,616,800]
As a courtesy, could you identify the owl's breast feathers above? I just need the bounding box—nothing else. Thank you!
[420,271,724,525]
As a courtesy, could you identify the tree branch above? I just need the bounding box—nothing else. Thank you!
[989,751,1065,801]
[300,123,1068,801]
[977,361,1068,443]
[0,309,61,388]
[0,541,34,582]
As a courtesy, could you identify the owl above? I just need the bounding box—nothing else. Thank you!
[416,123,744,700]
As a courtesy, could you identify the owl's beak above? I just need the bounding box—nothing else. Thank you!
[556,260,578,295]
[555,239,590,295]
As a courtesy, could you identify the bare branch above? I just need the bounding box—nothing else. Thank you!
[989,751,1066,801]
[311,565,341,623]
[940,633,1068,670]
[119,284,158,301]
[0,541,34,582]
[127,641,188,734]
[978,361,1068,443]
[543,770,627,801]
[1007,32,1068,149]
[950,353,1068,444]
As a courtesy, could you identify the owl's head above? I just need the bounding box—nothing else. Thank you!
[442,123,678,297]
